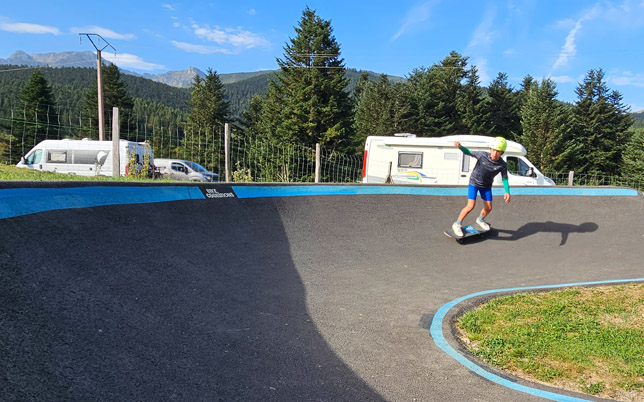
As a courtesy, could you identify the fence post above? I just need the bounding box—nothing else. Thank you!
[567,171,574,186]
[224,123,230,182]
[315,143,321,183]
[112,107,120,177]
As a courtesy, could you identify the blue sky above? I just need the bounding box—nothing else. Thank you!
[1,1,644,111]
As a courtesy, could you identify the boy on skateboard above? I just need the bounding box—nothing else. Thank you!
[452,137,511,237]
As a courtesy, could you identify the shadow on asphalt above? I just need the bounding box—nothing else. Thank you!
[491,221,599,245]
[0,198,386,402]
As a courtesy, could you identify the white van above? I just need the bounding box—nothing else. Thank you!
[362,134,554,186]
[154,159,219,182]
[16,138,154,177]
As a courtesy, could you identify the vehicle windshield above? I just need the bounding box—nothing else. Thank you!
[184,161,209,173]
[25,150,42,165]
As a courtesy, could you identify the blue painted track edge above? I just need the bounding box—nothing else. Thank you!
[232,185,639,199]
[0,184,638,220]
[430,278,644,402]
[0,186,206,220]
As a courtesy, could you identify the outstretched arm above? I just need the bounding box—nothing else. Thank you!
[454,141,471,155]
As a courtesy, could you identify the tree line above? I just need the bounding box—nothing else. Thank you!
[1,6,643,184]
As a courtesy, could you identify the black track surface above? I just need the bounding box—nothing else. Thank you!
[1,183,643,402]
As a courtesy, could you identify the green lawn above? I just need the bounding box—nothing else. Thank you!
[458,284,644,400]
[0,163,164,182]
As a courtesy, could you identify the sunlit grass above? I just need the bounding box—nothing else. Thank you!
[458,284,644,400]
[0,163,165,182]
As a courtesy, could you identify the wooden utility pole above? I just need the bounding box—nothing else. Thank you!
[224,123,231,182]
[79,33,115,141]
[112,107,120,176]
[96,50,105,141]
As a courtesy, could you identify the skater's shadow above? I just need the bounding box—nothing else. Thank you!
[492,221,598,246]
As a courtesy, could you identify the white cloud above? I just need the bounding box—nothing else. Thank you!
[162,4,175,11]
[473,58,490,84]
[101,52,164,71]
[551,20,582,70]
[248,8,256,15]
[467,5,496,48]
[0,21,60,35]
[549,75,575,84]
[171,40,233,54]
[72,25,136,40]
[551,5,600,71]
[191,24,270,48]
[610,71,644,87]
[173,22,181,28]
[391,0,440,41]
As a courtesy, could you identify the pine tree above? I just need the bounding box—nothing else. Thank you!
[259,7,353,152]
[17,69,58,155]
[188,68,229,130]
[183,68,229,169]
[457,65,487,134]
[484,72,521,140]
[559,69,633,175]
[239,94,264,139]
[84,63,134,138]
[519,78,566,172]
[407,51,469,136]
[353,74,395,152]
[621,129,644,185]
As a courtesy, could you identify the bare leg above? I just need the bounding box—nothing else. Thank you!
[458,199,476,222]
[480,200,493,219]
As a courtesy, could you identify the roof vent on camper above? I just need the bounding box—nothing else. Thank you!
[393,133,416,138]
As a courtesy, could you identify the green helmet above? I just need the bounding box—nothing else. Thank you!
[492,137,507,152]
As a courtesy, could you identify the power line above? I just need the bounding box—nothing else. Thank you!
[79,33,115,141]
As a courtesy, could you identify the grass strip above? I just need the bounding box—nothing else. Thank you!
[0,163,164,182]
[458,283,644,400]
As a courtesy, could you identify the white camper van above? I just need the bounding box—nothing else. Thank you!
[362,134,554,186]
[16,139,155,177]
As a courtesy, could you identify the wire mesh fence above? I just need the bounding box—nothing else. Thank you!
[0,103,364,183]
[543,171,644,192]
[1,103,642,189]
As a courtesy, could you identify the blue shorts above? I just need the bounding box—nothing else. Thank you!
[468,184,493,201]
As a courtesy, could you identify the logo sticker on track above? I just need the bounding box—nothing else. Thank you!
[199,185,237,199]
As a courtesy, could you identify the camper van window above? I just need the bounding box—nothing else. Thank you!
[506,156,531,176]
[73,150,101,165]
[48,151,67,163]
[26,150,42,165]
[398,152,422,168]
[461,155,471,172]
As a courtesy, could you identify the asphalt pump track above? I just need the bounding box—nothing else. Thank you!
[1,182,643,402]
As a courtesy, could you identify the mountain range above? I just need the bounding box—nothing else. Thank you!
[0,50,403,88]
[0,50,208,87]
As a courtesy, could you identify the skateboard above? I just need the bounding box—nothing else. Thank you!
[444,225,490,244]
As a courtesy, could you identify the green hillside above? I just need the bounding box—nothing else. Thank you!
[0,65,191,112]
[632,110,644,128]
[0,65,406,121]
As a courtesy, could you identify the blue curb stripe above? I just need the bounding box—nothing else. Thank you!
[430,278,644,402]
[0,185,637,220]
[232,185,638,199]
[0,186,205,220]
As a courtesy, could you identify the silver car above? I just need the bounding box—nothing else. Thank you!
[155,159,219,182]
